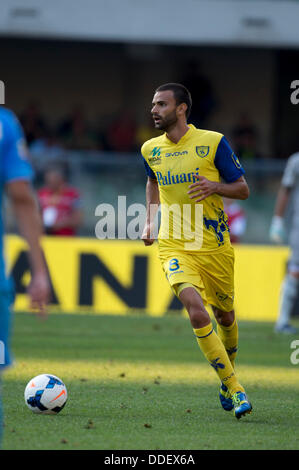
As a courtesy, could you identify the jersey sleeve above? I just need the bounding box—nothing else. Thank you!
[141,143,156,179]
[1,111,34,184]
[142,157,156,179]
[214,136,245,183]
[281,153,299,188]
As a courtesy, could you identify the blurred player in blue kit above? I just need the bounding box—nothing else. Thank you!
[0,106,50,443]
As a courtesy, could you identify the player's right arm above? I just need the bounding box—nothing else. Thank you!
[2,110,50,314]
[142,176,160,246]
[140,144,160,246]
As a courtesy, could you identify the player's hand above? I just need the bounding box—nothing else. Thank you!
[27,271,51,318]
[141,222,156,246]
[187,176,218,202]
[269,216,285,244]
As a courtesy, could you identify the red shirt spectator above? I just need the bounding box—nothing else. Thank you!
[223,198,247,244]
[38,166,83,236]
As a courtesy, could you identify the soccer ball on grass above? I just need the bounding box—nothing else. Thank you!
[24,374,67,414]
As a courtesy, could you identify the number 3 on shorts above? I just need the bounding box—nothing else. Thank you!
[169,258,180,271]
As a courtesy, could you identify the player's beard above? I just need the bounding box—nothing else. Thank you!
[153,110,178,132]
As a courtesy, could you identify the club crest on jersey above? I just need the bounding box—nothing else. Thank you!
[196,146,209,158]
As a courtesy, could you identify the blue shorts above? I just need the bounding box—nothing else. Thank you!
[0,278,15,370]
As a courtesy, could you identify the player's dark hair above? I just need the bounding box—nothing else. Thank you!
[155,83,192,119]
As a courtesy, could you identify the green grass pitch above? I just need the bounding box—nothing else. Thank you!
[2,312,299,450]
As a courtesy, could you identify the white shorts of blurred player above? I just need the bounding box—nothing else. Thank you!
[289,234,299,274]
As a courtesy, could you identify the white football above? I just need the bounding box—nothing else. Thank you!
[24,374,67,414]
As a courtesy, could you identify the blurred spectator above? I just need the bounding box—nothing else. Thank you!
[19,102,48,146]
[57,106,96,150]
[232,113,261,161]
[38,163,83,236]
[223,198,247,244]
[29,128,64,159]
[106,111,137,152]
[93,115,112,151]
[181,61,217,127]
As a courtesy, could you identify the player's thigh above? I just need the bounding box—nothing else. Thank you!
[197,246,235,312]
[160,251,204,292]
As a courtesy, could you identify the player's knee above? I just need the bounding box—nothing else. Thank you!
[213,307,235,327]
[178,286,210,328]
[188,303,210,328]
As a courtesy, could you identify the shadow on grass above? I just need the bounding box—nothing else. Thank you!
[10,313,299,369]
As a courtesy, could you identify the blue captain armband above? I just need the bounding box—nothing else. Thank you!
[214,136,245,183]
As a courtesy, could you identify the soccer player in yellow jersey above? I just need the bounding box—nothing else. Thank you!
[141,83,252,419]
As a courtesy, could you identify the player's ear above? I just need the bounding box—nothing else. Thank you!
[177,102,187,116]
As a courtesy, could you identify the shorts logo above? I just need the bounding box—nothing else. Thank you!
[216,292,229,302]
[196,146,209,158]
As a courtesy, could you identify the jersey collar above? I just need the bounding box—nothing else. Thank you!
[164,124,195,145]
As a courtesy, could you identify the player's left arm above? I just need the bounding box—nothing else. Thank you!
[188,175,249,202]
[188,136,249,202]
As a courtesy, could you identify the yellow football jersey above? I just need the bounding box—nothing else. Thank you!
[141,124,244,253]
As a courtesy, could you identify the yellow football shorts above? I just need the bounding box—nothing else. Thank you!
[159,245,235,312]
